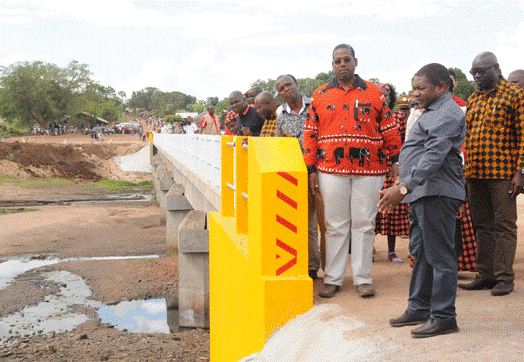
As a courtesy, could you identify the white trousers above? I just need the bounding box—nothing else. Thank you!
[318,173,385,286]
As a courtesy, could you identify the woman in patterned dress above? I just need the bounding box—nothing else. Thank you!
[374,84,410,263]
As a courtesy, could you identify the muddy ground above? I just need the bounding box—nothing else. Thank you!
[0,133,209,361]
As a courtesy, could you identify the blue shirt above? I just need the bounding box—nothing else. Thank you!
[399,92,466,203]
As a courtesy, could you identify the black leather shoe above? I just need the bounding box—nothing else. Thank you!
[491,280,514,296]
[458,277,496,290]
[390,311,429,327]
[411,318,459,338]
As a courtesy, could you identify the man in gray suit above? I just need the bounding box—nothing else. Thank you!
[378,63,466,338]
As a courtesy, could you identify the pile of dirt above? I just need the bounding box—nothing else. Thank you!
[0,142,145,181]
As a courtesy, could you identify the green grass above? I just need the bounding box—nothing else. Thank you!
[0,174,76,187]
[0,208,37,215]
[0,174,22,185]
[0,174,154,191]
[86,178,154,191]
[17,178,75,188]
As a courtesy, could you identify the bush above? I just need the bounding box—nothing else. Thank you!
[163,114,182,124]
[0,123,27,138]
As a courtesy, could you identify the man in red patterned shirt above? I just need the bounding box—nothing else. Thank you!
[304,44,402,298]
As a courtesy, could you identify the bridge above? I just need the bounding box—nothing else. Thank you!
[150,133,312,361]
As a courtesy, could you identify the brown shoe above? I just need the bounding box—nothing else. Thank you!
[356,283,375,298]
[318,283,340,298]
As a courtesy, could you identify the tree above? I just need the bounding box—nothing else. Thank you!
[206,96,219,107]
[191,100,207,113]
[214,98,230,123]
[0,60,91,129]
[117,91,126,103]
[450,67,476,102]
[77,81,122,125]
[250,79,277,96]
[127,87,158,110]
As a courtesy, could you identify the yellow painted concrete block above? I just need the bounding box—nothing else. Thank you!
[209,137,312,362]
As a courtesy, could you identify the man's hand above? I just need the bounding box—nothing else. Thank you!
[510,171,524,198]
[241,127,253,136]
[457,204,466,219]
[390,163,399,179]
[377,185,405,214]
[309,172,319,191]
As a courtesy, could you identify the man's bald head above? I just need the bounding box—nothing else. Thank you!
[473,51,498,67]
[244,86,263,105]
[508,69,524,89]
[471,51,501,91]
[229,91,247,114]
[254,91,277,120]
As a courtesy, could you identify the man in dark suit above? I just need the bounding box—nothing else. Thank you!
[379,63,466,338]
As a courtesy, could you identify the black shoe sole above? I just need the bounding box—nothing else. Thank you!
[411,327,459,338]
[390,319,427,327]
[458,282,496,290]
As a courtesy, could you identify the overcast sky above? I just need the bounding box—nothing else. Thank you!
[1,1,523,100]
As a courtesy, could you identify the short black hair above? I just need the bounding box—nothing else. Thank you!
[415,63,452,89]
[333,44,356,59]
[385,83,397,109]
[275,74,298,86]
[448,69,457,91]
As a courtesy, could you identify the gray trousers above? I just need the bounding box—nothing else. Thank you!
[407,196,462,320]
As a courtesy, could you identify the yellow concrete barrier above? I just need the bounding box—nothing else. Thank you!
[209,136,312,362]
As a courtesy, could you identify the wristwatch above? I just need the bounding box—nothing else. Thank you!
[400,185,409,195]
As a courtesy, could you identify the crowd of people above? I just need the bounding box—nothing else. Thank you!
[210,44,524,339]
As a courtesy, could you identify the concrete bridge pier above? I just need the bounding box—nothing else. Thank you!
[155,165,173,225]
[165,183,193,255]
[178,210,210,329]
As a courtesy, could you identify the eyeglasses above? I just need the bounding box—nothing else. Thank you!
[469,66,494,76]
[333,57,353,65]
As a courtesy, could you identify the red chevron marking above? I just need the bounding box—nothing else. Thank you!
[277,172,297,186]
[276,215,297,233]
[276,239,297,275]
[277,190,297,209]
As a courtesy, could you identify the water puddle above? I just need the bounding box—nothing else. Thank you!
[98,298,178,334]
[0,270,102,343]
[0,254,171,344]
[69,193,154,205]
[0,254,160,290]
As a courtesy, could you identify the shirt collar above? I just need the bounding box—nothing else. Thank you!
[326,74,367,91]
[426,92,453,111]
[282,95,311,114]
[473,78,507,97]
